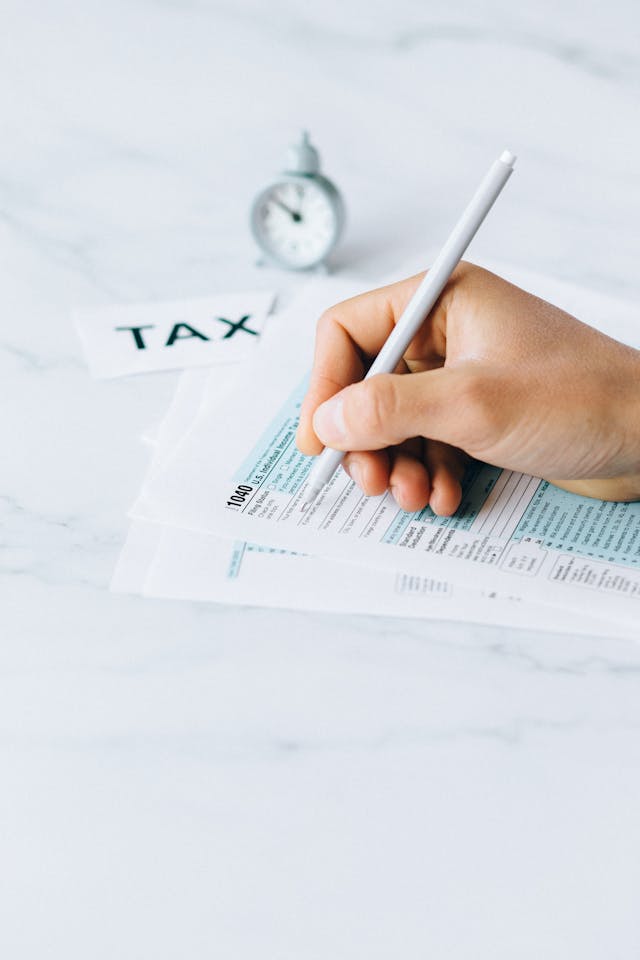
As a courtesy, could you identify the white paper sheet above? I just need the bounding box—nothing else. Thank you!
[110,519,163,594]
[131,266,640,631]
[74,290,276,378]
[108,518,634,639]
[110,279,635,640]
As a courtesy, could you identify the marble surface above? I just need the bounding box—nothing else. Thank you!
[2,1,640,956]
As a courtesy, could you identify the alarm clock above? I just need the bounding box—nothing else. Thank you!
[250,131,345,271]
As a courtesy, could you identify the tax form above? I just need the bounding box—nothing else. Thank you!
[112,517,638,639]
[114,368,638,640]
[131,267,640,631]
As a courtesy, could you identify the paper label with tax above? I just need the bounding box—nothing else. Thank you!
[130,266,640,629]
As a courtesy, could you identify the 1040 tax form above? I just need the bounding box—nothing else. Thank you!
[132,268,640,630]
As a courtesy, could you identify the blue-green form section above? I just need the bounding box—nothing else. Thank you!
[228,540,301,579]
[512,481,640,566]
[234,375,312,494]
[232,376,640,569]
[382,461,502,544]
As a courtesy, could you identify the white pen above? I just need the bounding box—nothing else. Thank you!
[301,148,517,511]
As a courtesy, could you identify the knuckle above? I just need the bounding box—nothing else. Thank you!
[443,261,489,311]
[316,304,345,336]
[356,376,397,438]
[455,261,493,286]
[316,308,337,338]
[455,369,502,439]
[452,260,478,281]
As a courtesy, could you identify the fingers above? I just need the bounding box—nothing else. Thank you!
[296,273,429,455]
[343,450,390,498]
[385,442,465,516]
[342,441,466,518]
[296,262,488,456]
[297,319,365,456]
[341,438,422,502]
[310,367,463,452]
[388,448,431,512]
[425,441,466,516]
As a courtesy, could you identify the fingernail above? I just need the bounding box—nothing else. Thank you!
[345,459,362,489]
[313,395,347,445]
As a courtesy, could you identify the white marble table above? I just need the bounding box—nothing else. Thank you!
[2,2,640,956]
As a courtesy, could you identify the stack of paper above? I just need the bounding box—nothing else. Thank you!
[112,264,640,640]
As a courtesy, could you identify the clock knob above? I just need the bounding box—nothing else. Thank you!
[285,130,320,176]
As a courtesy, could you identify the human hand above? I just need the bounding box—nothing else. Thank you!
[296,263,640,515]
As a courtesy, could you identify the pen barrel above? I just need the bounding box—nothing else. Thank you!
[367,156,514,378]
[304,151,515,503]
[307,446,346,490]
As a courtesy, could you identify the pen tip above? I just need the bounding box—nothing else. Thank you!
[301,481,323,512]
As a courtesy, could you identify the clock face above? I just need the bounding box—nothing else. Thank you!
[251,178,342,269]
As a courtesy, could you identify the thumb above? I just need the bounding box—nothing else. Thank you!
[312,368,465,451]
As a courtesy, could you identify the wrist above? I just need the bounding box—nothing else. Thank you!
[554,345,640,502]
[618,346,640,490]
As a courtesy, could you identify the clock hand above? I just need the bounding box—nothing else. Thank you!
[272,198,302,222]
